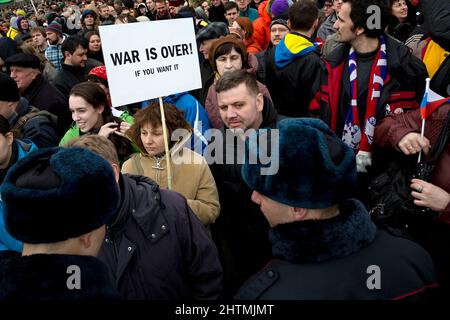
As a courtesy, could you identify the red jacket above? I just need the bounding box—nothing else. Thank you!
[252,1,271,51]
[374,104,450,223]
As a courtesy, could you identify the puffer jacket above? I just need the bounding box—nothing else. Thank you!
[252,1,271,51]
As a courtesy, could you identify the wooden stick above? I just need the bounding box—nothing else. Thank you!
[159,97,172,190]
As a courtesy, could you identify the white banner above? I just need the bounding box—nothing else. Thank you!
[99,18,202,107]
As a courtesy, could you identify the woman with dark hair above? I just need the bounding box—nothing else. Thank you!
[122,103,220,226]
[205,35,272,128]
[60,82,136,164]
[386,0,416,43]
[0,115,37,252]
[85,31,104,64]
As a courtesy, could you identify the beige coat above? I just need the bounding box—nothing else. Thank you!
[121,134,220,226]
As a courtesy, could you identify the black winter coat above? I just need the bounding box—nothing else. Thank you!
[0,251,120,300]
[265,32,322,117]
[23,74,71,137]
[210,97,284,298]
[235,199,438,300]
[98,174,223,300]
[53,63,86,100]
[421,0,450,51]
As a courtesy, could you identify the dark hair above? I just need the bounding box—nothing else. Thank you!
[127,103,192,153]
[224,1,239,12]
[209,35,249,72]
[0,115,11,136]
[61,36,88,56]
[288,0,319,31]
[70,82,112,117]
[343,0,390,38]
[215,69,259,96]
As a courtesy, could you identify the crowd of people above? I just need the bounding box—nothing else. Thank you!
[0,0,449,300]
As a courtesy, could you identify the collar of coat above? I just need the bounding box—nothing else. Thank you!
[268,198,377,263]
[111,174,168,242]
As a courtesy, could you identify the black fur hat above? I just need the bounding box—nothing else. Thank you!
[241,118,357,209]
[1,147,119,244]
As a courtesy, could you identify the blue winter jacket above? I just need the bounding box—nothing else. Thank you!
[0,140,38,252]
[141,92,211,153]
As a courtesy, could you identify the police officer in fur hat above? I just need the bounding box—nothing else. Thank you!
[0,147,120,300]
[235,118,438,299]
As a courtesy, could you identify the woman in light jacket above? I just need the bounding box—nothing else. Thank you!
[122,102,220,226]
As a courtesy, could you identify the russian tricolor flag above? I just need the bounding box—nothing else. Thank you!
[420,87,450,119]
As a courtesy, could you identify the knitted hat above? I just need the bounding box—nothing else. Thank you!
[88,65,108,82]
[81,9,97,21]
[270,18,289,30]
[46,21,63,36]
[196,21,229,42]
[5,53,41,70]
[0,73,20,102]
[16,9,26,17]
[270,0,289,17]
[242,118,357,209]
[1,147,119,244]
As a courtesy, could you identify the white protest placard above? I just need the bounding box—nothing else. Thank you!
[99,18,201,107]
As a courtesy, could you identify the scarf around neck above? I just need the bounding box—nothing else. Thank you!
[342,35,387,152]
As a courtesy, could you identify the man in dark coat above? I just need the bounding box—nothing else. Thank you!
[265,0,323,117]
[309,0,428,174]
[0,147,120,300]
[210,70,285,297]
[0,73,58,148]
[53,36,89,100]
[235,118,438,299]
[5,53,71,137]
[67,135,223,300]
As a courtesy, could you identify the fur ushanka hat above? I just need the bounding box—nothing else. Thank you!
[241,118,357,209]
[1,147,119,244]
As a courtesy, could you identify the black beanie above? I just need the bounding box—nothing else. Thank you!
[0,72,20,102]
[1,147,119,244]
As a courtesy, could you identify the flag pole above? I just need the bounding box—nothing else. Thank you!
[29,0,38,15]
[159,97,172,190]
[418,78,430,163]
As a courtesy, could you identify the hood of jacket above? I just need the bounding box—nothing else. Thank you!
[111,174,167,242]
[274,32,318,68]
[258,1,271,25]
[163,92,188,105]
